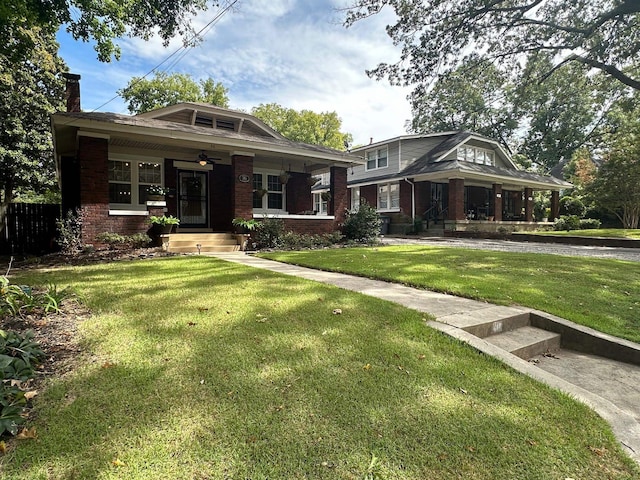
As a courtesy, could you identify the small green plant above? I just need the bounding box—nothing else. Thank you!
[96,232,152,249]
[232,217,260,232]
[1,277,70,317]
[253,217,285,249]
[554,215,581,231]
[148,215,180,226]
[56,208,85,255]
[342,201,382,243]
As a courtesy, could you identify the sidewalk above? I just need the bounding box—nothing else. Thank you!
[211,252,640,463]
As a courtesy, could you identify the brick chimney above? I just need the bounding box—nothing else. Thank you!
[62,73,81,113]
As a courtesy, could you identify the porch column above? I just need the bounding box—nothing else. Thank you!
[77,133,109,244]
[492,183,503,221]
[232,154,254,220]
[330,166,348,226]
[448,178,465,220]
[285,172,312,213]
[550,191,560,220]
[524,187,534,222]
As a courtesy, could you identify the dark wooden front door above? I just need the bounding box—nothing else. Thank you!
[178,171,208,228]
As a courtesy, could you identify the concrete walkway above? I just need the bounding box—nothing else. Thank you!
[211,251,640,463]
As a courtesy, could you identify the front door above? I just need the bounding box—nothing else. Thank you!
[178,171,208,228]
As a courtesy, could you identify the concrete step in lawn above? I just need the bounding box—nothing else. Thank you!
[164,233,241,253]
[484,325,561,360]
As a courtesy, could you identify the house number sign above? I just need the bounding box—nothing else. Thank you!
[238,174,250,183]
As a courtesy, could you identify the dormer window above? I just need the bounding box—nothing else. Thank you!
[194,115,213,127]
[215,119,235,131]
[366,147,388,171]
[457,146,495,166]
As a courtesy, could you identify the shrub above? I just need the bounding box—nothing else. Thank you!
[253,218,285,249]
[278,231,343,250]
[559,196,586,217]
[95,232,152,250]
[579,218,602,230]
[56,208,85,255]
[342,202,382,243]
[554,215,581,231]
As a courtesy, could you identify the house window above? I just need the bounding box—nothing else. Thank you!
[108,158,163,208]
[313,193,328,214]
[377,182,399,211]
[253,172,285,211]
[457,146,495,166]
[350,187,360,211]
[366,147,388,170]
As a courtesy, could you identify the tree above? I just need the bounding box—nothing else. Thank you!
[251,103,353,150]
[119,72,229,114]
[345,0,640,91]
[563,148,598,190]
[1,0,221,63]
[409,54,517,144]
[0,25,65,204]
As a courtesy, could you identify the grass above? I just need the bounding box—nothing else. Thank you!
[1,256,637,479]
[260,246,640,343]
[521,229,640,239]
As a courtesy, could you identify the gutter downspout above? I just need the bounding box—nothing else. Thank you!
[403,178,415,222]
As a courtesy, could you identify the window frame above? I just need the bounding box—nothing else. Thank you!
[365,146,389,171]
[377,182,400,212]
[313,192,329,215]
[456,145,495,166]
[253,169,286,213]
[350,187,360,211]
[108,155,164,210]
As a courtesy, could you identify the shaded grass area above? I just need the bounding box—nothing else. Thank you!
[522,229,640,239]
[1,257,638,479]
[261,246,640,344]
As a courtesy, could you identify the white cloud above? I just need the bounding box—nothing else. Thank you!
[59,0,412,143]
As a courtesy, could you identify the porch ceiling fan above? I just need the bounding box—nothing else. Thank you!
[197,151,218,166]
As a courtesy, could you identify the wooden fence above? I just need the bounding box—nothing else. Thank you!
[0,203,61,255]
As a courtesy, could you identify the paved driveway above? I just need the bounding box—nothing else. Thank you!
[381,236,640,262]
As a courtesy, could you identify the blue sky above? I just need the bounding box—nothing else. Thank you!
[56,0,412,146]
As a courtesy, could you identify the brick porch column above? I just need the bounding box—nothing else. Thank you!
[330,166,347,226]
[232,154,254,220]
[285,172,312,213]
[77,133,109,244]
[493,183,503,221]
[524,187,534,222]
[448,178,465,220]
[550,190,560,220]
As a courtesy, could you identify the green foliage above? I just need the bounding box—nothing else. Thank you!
[119,72,229,114]
[251,103,352,150]
[0,24,65,203]
[148,215,180,226]
[95,232,152,250]
[252,218,285,249]
[554,215,581,231]
[56,209,85,255]
[232,217,260,232]
[1,276,70,317]
[277,231,343,250]
[579,218,602,230]
[341,202,381,243]
[559,196,586,217]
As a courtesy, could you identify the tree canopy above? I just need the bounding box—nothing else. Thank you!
[251,103,352,150]
[0,24,65,203]
[345,0,640,91]
[1,0,219,62]
[119,72,229,114]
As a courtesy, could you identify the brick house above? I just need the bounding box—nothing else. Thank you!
[52,74,361,250]
[345,132,572,233]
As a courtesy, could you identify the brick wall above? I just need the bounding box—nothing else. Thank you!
[399,180,412,215]
[493,184,503,221]
[448,178,465,220]
[360,184,377,208]
[211,164,233,231]
[329,167,347,225]
[282,218,336,235]
[415,181,430,218]
[232,155,253,220]
[77,135,109,244]
[286,172,313,214]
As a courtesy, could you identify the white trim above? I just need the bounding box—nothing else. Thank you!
[173,160,214,171]
[109,210,149,216]
[78,131,110,140]
[146,200,166,207]
[254,213,335,220]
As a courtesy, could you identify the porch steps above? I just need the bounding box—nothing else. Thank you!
[442,307,561,360]
[164,233,241,254]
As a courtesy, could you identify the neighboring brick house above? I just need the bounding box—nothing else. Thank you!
[52,75,360,246]
[346,132,572,233]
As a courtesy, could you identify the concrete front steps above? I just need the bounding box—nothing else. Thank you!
[438,305,640,366]
[162,233,242,254]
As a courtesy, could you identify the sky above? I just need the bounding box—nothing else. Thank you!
[56,0,413,147]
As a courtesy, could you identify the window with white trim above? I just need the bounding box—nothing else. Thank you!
[350,187,360,211]
[108,158,163,208]
[366,147,388,171]
[456,146,495,166]
[253,172,285,211]
[377,182,399,210]
[313,193,328,214]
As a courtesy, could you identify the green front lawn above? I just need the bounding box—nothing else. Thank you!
[523,229,640,239]
[2,257,637,479]
[260,246,640,343]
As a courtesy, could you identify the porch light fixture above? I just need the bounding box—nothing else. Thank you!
[198,151,218,167]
